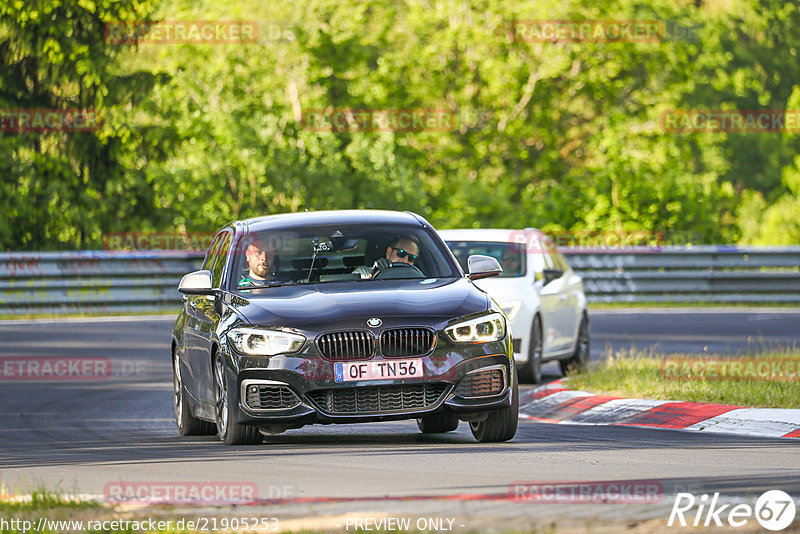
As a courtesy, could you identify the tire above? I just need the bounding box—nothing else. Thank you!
[469,369,519,443]
[173,348,216,436]
[518,315,543,384]
[559,314,590,376]
[417,412,460,433]
[213,351,262,445]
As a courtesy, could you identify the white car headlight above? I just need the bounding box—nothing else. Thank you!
[445,312,506,343]
[227,327,305,356]
[499,301,521,321]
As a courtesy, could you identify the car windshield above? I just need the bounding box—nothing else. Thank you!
[446,241,527,278]
[231,224,458,289]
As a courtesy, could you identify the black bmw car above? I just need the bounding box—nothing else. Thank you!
[171,210,518,445]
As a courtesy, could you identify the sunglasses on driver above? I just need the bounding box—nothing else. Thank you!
[390,247,418,261]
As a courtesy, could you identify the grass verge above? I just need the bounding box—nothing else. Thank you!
[566,349,800,408]
[0,489,105,533]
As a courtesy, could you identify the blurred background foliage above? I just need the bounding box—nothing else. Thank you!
[1,0,799,249]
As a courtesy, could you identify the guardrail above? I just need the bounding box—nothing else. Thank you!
[565,246,800,303]
[0,246,798,315]
[0,251,204,315]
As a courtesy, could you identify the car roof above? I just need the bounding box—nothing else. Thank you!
[438,228,546,243]
[233,210,429,234]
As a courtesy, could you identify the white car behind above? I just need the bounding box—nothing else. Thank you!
[440,228,589,383]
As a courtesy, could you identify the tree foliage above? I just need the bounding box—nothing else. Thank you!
[0,0,797,250]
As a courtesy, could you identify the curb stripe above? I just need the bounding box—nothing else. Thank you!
[531,395,622,422]
[520,383,800,439]
[519,390,592,418]
[685,408,800,438]
[568,398,674,425]
[617,402,742,429]
[526,387,567,401]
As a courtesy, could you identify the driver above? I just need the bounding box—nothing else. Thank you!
[500,247,522,275]
[238,235,281,287]
[354,235,419,279]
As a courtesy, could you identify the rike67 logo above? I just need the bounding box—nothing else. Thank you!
[669,490,796,531]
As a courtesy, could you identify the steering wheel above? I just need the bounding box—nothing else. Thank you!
[372,262,425,279]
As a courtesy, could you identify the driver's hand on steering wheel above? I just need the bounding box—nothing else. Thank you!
[370,257,391,276]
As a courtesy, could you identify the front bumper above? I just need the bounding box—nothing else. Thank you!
[225,338,513,428]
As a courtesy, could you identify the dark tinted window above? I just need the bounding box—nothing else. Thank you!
[202,234,222,271]
[211,232,231,287]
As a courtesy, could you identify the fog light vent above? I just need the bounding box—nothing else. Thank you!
[243,382,301,411]
[455,368,505,398]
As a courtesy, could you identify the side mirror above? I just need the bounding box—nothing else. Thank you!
[467,255,503,280]
[542,268,564,285]
[178,270,215,295]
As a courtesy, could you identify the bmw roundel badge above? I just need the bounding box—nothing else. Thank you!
[367,318,382,328]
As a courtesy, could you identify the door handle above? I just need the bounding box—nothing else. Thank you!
[559,294,568,301]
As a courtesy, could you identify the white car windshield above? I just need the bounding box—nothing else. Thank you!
[446,241,527,278]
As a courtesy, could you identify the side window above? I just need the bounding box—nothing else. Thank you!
[202,235,222,271]
[544,240,569,272]
[211,233,231,288]
[542,242,556,270]
[554,251,570,271]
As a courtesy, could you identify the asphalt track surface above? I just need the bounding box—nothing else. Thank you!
[1,309,799,529]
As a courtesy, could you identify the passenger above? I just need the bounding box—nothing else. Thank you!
[238,235,281,287]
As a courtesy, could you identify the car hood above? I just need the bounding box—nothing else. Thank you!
[232,277,489,329]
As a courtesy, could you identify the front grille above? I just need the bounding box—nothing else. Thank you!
[244,383,301,410]
[379,327,436,357]
[317,331,375,360]
[306,383,449,414]
[455,368,505,398]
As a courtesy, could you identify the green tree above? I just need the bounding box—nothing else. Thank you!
[0,0,168,250]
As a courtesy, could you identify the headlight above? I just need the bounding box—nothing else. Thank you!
[499,301,521,321]
[227,327,305,356]
[445,313,506,343]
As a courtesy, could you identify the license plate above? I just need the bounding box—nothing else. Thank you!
[334,359,424,382]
